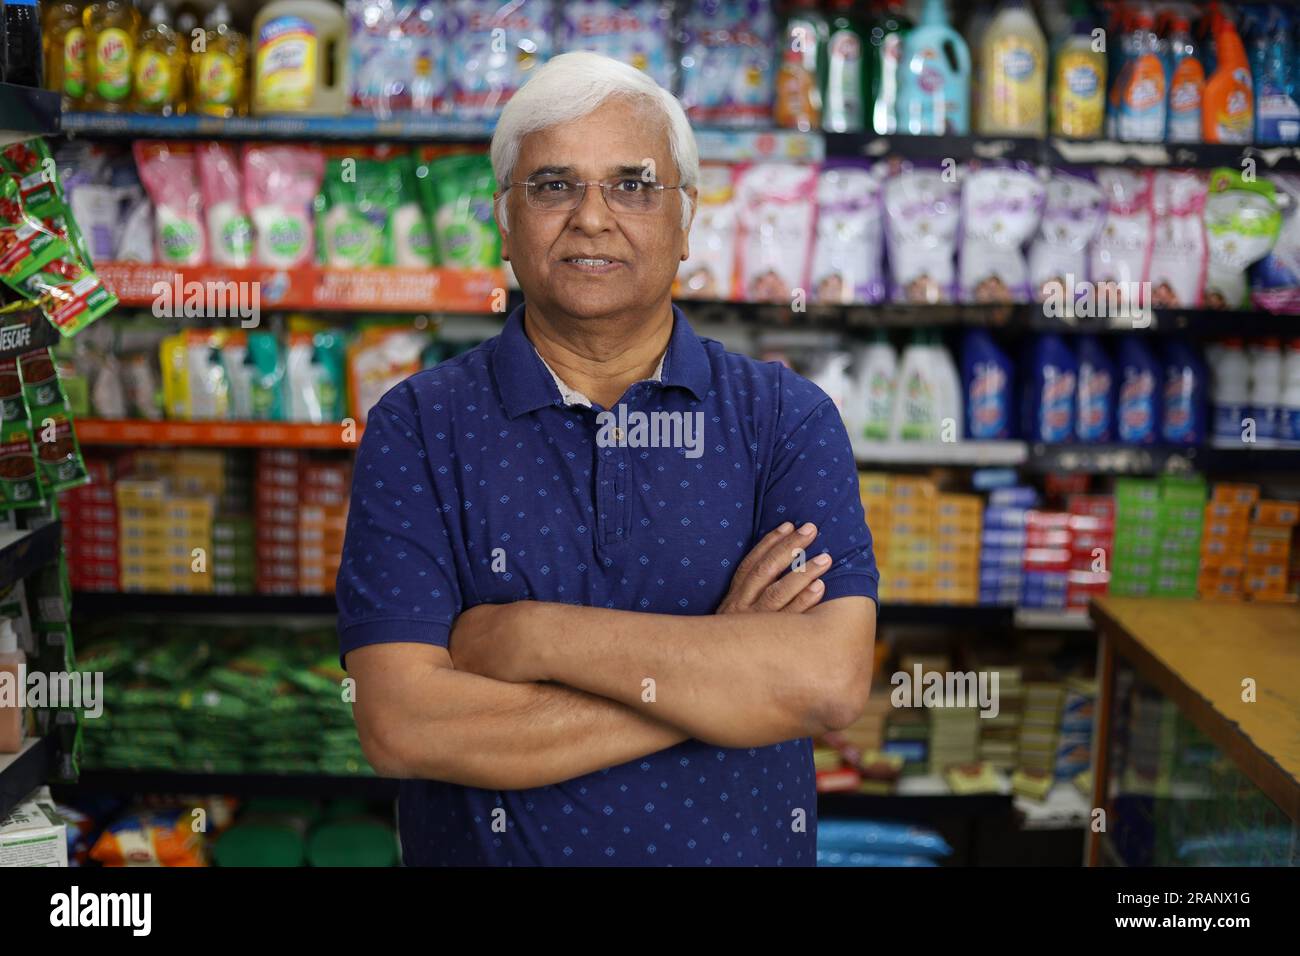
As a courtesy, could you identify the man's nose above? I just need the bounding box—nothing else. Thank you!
[569,183,616,233]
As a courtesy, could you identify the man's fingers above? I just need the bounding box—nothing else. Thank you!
[783,578,826,613]
[757,551,833,611]
[735,521,795,579]
[740,522,817,605]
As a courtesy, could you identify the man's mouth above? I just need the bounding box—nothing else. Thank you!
[561,256,623,273]
[564,257,616,266]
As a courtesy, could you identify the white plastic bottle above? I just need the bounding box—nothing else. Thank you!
[0,618,25,754]
[851,334,898,442]
[930,334,965,443]
[1249,338,1283,445]
[1211,338,1250,445]
[892,331,940,441]
[809,351,854,415]
[1282,338,1300,445]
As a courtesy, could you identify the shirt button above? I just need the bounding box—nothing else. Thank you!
[612,427,625,442]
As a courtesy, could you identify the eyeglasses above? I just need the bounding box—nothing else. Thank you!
[509,176,684,214]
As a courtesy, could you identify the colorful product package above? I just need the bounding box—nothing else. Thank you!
[0,357,43,511]
[679,0,775,126]
[245,332,286,421]
[318,149,434,268]
[347,326,426,424]
[12,345,89,495]
[445,0,554,120]
[286,330,347,424]
[89,807,207,867]
[676,164,738,300]
[959,161,1047,304]
[883,161,961,304]
[810,159,884,305]
[183,329,231,421]
[197,143,253,267]
[733,163,818,303]
[348,1,448,115]
[1089,168,1154,314]
[1203,168,1282,310]
[0,175,68,287]
[134,142,207,267]
[560,0,675,90]
[415,151,500,267]
[243,145,327,269]
[1147,169,1209,308]
[1029,168,1105,304]
[1251,173,1300,312]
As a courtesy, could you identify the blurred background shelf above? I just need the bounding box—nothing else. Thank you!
[0,84,61,147]
[0,738,52,819]
[0,522,64,592]
[75,420,361,450]
[65,768,397,800]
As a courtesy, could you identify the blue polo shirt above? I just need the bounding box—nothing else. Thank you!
[337,302,879,866]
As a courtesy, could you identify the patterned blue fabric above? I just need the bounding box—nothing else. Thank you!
[338,302,879,865]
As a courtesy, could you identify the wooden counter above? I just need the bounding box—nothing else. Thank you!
[1087,597,1300,864]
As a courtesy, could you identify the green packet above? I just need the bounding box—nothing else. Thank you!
[17,348,88,493]
[0,416,44,510]
[0,140,63,221]
[0,174,68,286]
[415,151,500,269]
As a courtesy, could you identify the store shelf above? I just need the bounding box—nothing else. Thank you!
[853,439,1028,467]
[1024,443,1200,475]
[76,419,362,449]
[819,773,1013,822]
[0,522,63,593]
[824,131,1044,164]
[62,110,494,142]
[97,261,505,314]
[66,768,397,800]
[1013,608,1095,632]
[72,591,337,616]
[1202,444,1300,472]
[0,84,61,148]
[1047,137,1300,172]
[0,738,52,820]
[881,604,1012,627]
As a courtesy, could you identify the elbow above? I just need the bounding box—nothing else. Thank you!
[808,650,874,735]
[355,707,429,779]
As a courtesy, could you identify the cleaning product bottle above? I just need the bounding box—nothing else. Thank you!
[962,329,1013,439]
[1104,5,1131,139]
[892,330,940,441]
[977,0,1048,136]
[869,0,912,134]
[896,0,971,135]
[931,332,964,440]
[964,0,995,128]
[1051,7,1106,139]
[43,1,87,110]
[809,351,853,413]
[1166,14,1204,143]
[252,0,349,116]
[1249,338,1283,443]
[1116,337,1161,444]
[1074,335,1115,443]
[775,0,828,131]
[82,0,139,113]
[1281,338,1300,444]
[1115,9,1167,143]
[853,332,898,441]
[1161,338,1207,445]
[1254,8,1300,145]
[0,618,24,754]
[132,1,186,116]
[824,0,869,133]
[190,1,248,118]
[1202,16,1254,144]
[1211,337,1250,444]
[1022,334,1076,443]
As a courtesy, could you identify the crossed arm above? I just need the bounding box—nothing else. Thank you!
[347,523,877,790]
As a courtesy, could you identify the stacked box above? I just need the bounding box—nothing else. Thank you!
[60,459,119,591]
[116,479,214,592]
[974,662,1022,771]
[933,494,981,604]
[300,461,351,595]
[212,516,256,594]
[1017,682,1065,779]
[1153,476,1207,597]
[1199,483,1256,600]
[1111,479,1160,596]
[1066,494,1114,612]
[929,706,981,775]
[979,485,1036,606]
[1056,677,1096,781]
[860,475,938,604]
[1022,510,1071,609]
[1245,498,1299,602]
[256,450,301,595]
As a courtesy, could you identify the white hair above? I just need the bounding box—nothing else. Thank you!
[491,51,699,232]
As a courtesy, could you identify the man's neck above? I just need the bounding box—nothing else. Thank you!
[523,303,675,409]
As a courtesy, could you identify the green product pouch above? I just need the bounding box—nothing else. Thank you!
[0,175,69,287]
[246,333,285,421]
[317,157,396,268]
[418,153,501,268]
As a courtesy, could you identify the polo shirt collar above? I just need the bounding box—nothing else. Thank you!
[492,302,711,418]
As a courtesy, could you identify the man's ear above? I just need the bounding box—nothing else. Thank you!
[493,192,511,261]
[680,186,698,261]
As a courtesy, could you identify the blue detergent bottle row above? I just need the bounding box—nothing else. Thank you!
[1116,337,1161,444]
[962,330,1014,439]
[1021,334,1077,442]
[1162,338,1208,445]
[1250,6,1300,144]
[1074,335,1115,442]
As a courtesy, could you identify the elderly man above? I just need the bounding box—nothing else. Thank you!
[338,52,879,866]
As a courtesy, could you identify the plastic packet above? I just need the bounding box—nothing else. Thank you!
[349,1,446,116]
[415,151,500,267]
[883,161,961,304]
[1250,173,1300,312]
[89,808,207,867]
[1029,168,1105,304]
[959,162,1047,304]
[1089,168,1154,314]
[560,0,675,91]
[197,143,253,267]
[1147,170,1209,308]
[17,348,89,494]
[246,332,285,421]
[134,142,207,266]
[391,153,436,267]
[1203,168,1282,309]
[676,164,739,300]
[14,252,118,338]
[445,0,554,120]
[347,326,426,424]
[0,368,43,511]
[184,330,231,421]
[0,175,68,286]
[286,330,346,423]
[809,160,884,305]
[734,162,818,303]
[679,0,776,126]
[318,151,403,268]
[243,145,326,268]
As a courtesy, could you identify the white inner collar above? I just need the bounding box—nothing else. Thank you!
[535,349,666,408]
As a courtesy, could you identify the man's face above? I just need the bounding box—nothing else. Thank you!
[496,98,696,322]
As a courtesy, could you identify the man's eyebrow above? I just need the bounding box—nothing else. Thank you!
[524,163,660,179]
[525,164,576,179]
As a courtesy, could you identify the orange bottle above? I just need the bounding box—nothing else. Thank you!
[1202,20,1254,144]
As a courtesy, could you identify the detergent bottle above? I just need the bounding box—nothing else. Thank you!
[852,332,898,441]
[252,0,350,116]
[962,329,1014,439]
[82,0,140,113]
[1050,6,1106,138]
[824,0,869,133]
[42,1,87,110]
[1166,14,1204,143]
[190,2,248,118]
[1021,334,1076,443]
[930,333,964,441]
[1115,8,1167,143]
[869,0,912,134]
[1161,338,1207,445]
[775,0,828,131]
[1253,7,1300,145]
[1116,337,1161,444]
[1211,338,1250,443]
[892,330,941,441]
[1202,17,1254,144]
[1074,335,1115,443]
[131,1,187,116]
[896,0,971,135]
[978,0,1048,136]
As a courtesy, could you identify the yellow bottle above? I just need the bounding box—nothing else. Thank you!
[132,2,187,116]
[190,2,249,118]
[83,0,140,113]
[43,2,88,111]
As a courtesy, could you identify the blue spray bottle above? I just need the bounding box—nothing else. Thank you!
[1075,335,1116,443]
[1116,337,1161,444]
[962,329,1015,439]
[1255,8,1300,144]
[1021,335,1077,443]
[1161,339,1207,445]
[896,0,971,135]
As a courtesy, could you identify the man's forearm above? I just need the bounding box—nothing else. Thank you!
[358,655,688,790]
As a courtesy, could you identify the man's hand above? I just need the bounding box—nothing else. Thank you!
[716,521,832,614]
[449,601,535,683]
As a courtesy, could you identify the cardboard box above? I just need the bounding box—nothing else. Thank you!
[1255,500,1300,527]
[0,787,67,867]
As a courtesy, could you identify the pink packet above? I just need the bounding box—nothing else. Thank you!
[1147,169,1208,308]
[133,141,207,267]
[242,145,326,269]
[733,163,818,303]
[197,144,253,267]
[1089,168,1154,314]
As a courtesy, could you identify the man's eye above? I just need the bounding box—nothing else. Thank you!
[616,179,648,193]
[536,180,573,193]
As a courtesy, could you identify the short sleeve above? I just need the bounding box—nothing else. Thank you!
[336,397,464,667]
[760,379,879,607]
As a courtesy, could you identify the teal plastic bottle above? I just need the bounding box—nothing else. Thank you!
[896,0,971,134]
